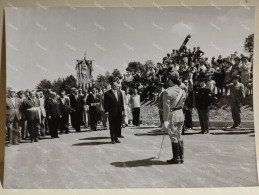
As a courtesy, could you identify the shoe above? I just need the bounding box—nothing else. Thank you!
[115,140,121,143]
[111,141,116,144]
[55,136,60,138]
[118,136,124,138]
[198,131,205,134]
[34,139,38,142]
[233,126,240,129]
[204,130,209,134]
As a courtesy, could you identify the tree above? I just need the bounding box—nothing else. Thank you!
[95,74,106,89]
[61,75,77,90]
[36,79,52,90]
[112,69,122,78]
[244,34,254,57]
[144,60,155,68]
[126,61,142,72]
[52,78,64,91]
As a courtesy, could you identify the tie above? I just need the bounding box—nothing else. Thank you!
[114,90,118,100]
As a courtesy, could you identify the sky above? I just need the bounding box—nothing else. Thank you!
[5,6,255,90]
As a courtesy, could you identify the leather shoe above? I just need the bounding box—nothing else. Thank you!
[111,141,116,144]
[118,136,124,138]
[115,140,121,143]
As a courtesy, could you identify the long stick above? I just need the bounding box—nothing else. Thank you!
[157,130,166,159]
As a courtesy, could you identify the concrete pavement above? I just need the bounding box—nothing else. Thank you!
[3,125,258,188]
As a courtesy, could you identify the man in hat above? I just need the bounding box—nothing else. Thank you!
[163,71,186,164]
[57,90,70,134]
[195,75,212,134]
[227,75,245,129]
[46,91,62,138]
[23,90,41,143]
[6,88,21,146]
[36,91,47,136]
[70,88,84,132]
[104,76,124,144]
[17,90,28,140]
[86,87,101,131]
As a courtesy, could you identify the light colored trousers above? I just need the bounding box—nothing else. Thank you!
[167,111,184,143]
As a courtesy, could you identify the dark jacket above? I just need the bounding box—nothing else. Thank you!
[46,99,61,119]
[23,98,41,121]
[57,97,70,116]
[194,86,212,109]
[104,89,124,119]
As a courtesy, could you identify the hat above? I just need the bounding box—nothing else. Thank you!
[17,90,24,95]
[169,71,180,82]
[241,56,248,60]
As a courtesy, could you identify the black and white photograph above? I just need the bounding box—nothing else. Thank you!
[4,6,258,188]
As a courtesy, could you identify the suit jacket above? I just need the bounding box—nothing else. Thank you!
[70,94,84,112]
[6,97,21,122]
[57,97,70,116]
[23,98,41,121]
[104,89,124,119]
[86,93,101,113]
[46,99,61,119]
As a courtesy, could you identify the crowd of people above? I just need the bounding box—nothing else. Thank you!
[122,45,252,133]
[6,40,253,164]
[6,77,141,146]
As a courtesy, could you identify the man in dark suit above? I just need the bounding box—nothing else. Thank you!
[23,90,41,143]
[104,77,124,144]
[46,92,62,138]
[57,90,70,134]
[6,88,21,146]
[70,89,84,132]
[86,87,101,131]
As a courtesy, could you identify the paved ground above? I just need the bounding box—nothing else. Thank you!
[3,125,258,189]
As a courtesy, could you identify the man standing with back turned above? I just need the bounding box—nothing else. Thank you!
[163,71,186,164]
[104,76,124,144]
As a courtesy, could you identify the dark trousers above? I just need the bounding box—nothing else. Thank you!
[6,118,20,145]
[101,111,107,127]
[109,116,122,141]
[72,111,81,132]
[159,110,163,126]
[132,107,140,126]
[49,117,59,138]
[27,119,40,141]
[197,108,209,131]
[60,115,69,133]
[184,108,193,128]
[231,103,241,127]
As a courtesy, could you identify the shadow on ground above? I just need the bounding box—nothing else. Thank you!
[110,157,170,167]
[79,136,110,141]
[210,131,254,135]
[72,141,111,146]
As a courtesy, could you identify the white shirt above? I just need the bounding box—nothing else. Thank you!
[112,89,118,100]
[129,94,140,108]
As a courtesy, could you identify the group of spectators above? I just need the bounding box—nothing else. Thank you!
[122,46,253,107]
[121,45,253,132]
[6,84,141,146]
